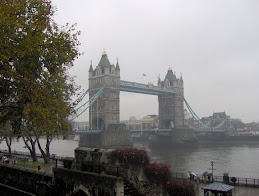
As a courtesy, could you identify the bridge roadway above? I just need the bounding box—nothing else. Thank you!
[74,128,225,135]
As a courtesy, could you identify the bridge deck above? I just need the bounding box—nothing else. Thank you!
[74,128,225,135]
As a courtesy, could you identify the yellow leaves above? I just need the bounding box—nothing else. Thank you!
[1,0,79,138]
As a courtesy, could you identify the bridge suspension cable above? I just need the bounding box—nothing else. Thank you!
[184,98,209,129]
[70,85,106,121]
[71,88,90,107]
[184,98,226,131]
[214,120,226,129]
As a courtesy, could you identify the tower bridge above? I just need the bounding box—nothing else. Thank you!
[88,51,184,131]
[73,52,229,147]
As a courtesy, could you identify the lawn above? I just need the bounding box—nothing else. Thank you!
[16,161,51,168]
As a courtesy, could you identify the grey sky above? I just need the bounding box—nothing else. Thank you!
[51,0,259,123]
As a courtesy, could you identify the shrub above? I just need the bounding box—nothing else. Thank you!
[144,163,172,185]
[111,149,149,166]
[166,180,196,196]
[111,149,195,196]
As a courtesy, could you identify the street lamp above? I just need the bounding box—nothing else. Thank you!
[211,161,216,183]
[211,161,214,176]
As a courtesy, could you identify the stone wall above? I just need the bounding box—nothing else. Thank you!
[53,167,124,196]
[72,147,165,196]
[0,147,172,196]
[0,182,36,196]
[0,164,52,195]
[0,162,124,196]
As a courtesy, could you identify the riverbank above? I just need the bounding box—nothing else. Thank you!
[1,138,259,179]
[2,150,259,196]
[197,135,259,143]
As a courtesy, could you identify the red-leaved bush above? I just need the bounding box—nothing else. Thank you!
[166,180,196,196]
[111,149,149,165]
[144,163,172,184]
[111,149,195,196]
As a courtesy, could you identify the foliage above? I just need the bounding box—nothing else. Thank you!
[0,0,80,162]
[22,67,75,136]
[0,0,80,124]
[111,149,196,196]
[166,180,196,196]
[111,149,149,166]
[144,163,172,185]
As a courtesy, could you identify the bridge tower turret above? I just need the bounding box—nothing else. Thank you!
[158,67,184,129]
[88,52,120,130]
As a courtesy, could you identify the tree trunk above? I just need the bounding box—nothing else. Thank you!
[22,136,38,162]
[37,135,51,164]
[31,142,38,162]
[5,136,12,157]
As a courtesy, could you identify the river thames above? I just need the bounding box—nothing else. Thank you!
[1,138,259,179]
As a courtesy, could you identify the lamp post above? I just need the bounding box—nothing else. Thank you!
[207,161,216,183]
[211,161,214,176]
[211,161,216,183]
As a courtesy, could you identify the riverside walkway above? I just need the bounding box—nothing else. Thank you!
[1,149,259,195]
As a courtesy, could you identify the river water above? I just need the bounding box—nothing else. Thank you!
[1,138,259,179]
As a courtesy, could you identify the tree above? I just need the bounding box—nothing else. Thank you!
[0,121,14,157]
[23,68,76,163]
[0,0,80,162]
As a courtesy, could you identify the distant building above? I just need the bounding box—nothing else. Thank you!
[122,115,158,130]
[230,119,245,131]
[141,115,158,130]
[210,112,230,130]
[129,116,137,121]
[122,118,141,130]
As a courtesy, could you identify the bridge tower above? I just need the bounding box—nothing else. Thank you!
[88,52,120,130]
[158,68,184,129]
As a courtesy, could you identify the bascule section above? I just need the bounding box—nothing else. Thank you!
[88,51,120,130]
[158,67,184,129]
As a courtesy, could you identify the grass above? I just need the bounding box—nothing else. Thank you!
[16,161,51,168]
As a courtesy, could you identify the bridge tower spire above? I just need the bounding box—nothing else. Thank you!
[88,52,120,130]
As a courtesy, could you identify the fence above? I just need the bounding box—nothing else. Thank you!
[172,172,259,188]
[0,149,64,167]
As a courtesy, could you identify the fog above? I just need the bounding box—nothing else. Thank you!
[51,0,259,123]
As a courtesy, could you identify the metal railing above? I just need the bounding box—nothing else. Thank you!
[0,149,64,167]
[172,172,259,187]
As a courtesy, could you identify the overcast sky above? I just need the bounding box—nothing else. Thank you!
[51,0,259,123]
